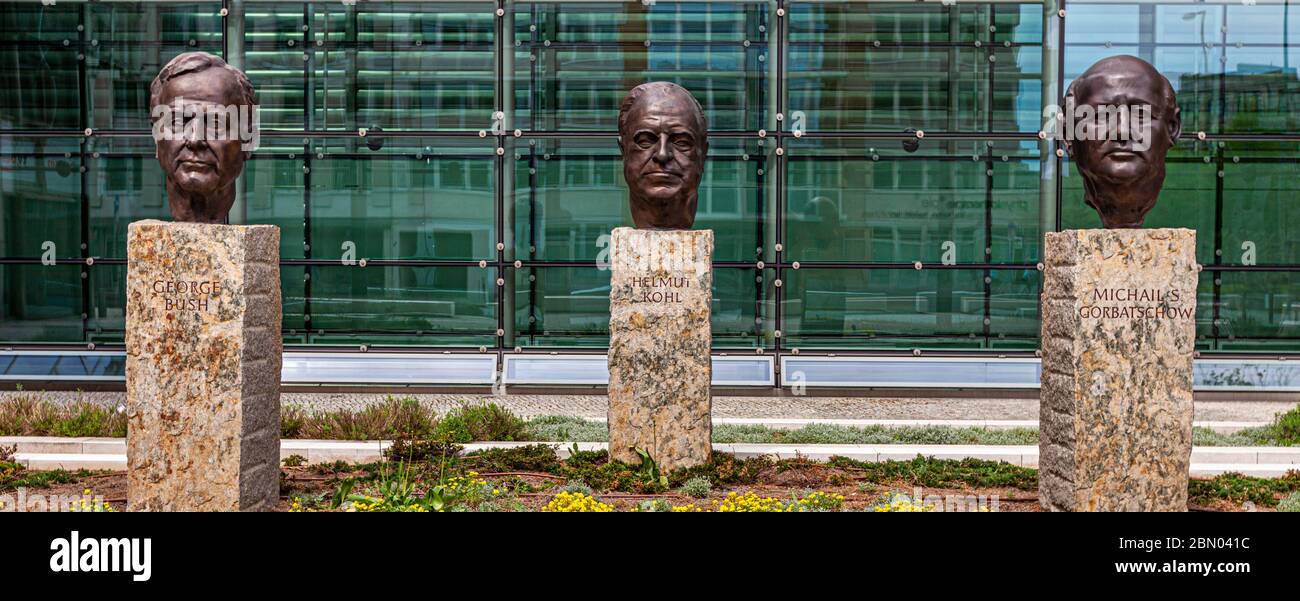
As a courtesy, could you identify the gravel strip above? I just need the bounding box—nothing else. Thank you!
[5,390,1295,423]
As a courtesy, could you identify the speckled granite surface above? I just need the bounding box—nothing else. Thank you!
[606,227,713,471]
[1040,228,1197,512]
[125,220,281,511]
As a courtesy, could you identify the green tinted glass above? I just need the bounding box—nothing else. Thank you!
[1220,141,1300,266]
[786,138,1041,264]
[1,0,1297,354]
[307,264,497,344]
[307,136,496,261]
[0,137,82,260]
[244,2,495,131]
[512,1,770,132]
[788,3,1042,133]
[0,264,82,344]
[781,268,989,349]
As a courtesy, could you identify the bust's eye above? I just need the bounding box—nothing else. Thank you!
[634,133,656,149]
[673,139,693,150]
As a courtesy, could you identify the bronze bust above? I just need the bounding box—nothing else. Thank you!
[617,82,708,229]
[1064,55,1181,229]
[148,52,258,224]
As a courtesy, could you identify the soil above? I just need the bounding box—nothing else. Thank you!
[11,465,1270,512]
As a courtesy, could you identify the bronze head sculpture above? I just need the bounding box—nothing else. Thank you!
[617,82,708,229]
[1064,55,1181,229]
[149,52,258,224]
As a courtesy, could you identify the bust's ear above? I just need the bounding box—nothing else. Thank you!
[1167,103,1182,145]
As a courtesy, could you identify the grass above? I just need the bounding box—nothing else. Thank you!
[4,391,1299,448]
[0,393,126,438]
[281,396,438,440]
[1187,471,1300,508]
[826,454,1040,491]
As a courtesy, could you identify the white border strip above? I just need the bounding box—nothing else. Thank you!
[280,352,497,385]
[781,355,1042,389]
[502,353,775,386]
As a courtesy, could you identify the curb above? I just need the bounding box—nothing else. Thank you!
[8,439,1298,477]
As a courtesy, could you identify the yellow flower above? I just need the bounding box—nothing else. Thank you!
[541,491,614,512]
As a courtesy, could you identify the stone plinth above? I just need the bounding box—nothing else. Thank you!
[126,220,282,511]
[607,227,713,471]
[1039,228,1197,512]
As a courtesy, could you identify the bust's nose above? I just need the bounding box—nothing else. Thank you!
[653,132,671,165]
[183,131,209,151]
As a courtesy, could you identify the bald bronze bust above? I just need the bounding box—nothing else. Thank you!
[1064,55,1181,229]
[617,82,708,229]
[148,52,258,224]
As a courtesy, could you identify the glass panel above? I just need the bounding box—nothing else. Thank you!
[1215,271,1300,351]
[87,263,124,344]
[0,3,82,129]
[787,3,1042,133]
[785,138,1040,264]
[511,265,610,347]
[512,1,769,132]
[1220,141,1300,266]
[1066,3,1300,136]
[244,1,496,132]
[308,136,496,261]
[307,264,497,345]
[0,264,83,344]
[988,268,1040,349]
[0,136,82,259]
[781,267,987,349]
[86,2,225,131]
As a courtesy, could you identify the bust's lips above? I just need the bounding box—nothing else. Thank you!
[1103,149,1140,161]
[643,171,681,182]
[176,158,215,171]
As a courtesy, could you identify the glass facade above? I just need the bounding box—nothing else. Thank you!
[0,1,1296,354]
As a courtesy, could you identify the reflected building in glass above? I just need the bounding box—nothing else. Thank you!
[1,1,1297,383]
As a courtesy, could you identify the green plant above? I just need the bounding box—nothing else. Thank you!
[280,406,306,439]
[463,444,564,473]
[384,439,463,462]
[0,395,126,437]
[294,396,438,440]
[1,467,99,492]
[1188,471,1300,507]
[433,402,526,443]
[1278,491,1300,512]
[336,460,460,512]
[825,455,1039,491]
[1271,404,1300,445]
[633,448,669,489]
[678,476,712,499]
[635,499,673,512]
[282,454,307,467]
[522,415,608,442]
[561,479,593,496]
